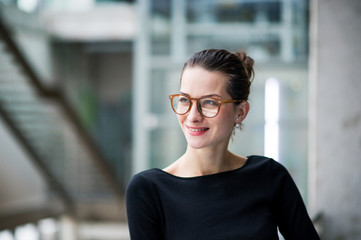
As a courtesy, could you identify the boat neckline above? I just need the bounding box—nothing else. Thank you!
[153,155,255,180]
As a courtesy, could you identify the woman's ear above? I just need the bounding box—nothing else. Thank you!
[236,101,250,123]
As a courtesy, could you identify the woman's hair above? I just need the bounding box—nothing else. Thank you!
[181,49,254,102]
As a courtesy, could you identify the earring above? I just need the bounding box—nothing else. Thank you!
[235,118,241,129]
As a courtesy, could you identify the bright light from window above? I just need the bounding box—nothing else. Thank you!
[17,0,38,12]
[264,77,280,161]
[0,230,14,240]
[15,224,39,240]
[39,218,58,239]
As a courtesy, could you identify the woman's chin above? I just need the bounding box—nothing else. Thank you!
[186,140,207,149]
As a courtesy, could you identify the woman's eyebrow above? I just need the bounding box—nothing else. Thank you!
[179,92,222,98]
[179,91,190,96]
[202,94,222,98]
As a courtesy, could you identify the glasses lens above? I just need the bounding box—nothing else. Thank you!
[172,95,191,114]
[199,98,220,117]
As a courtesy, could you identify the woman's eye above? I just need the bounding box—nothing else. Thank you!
[203,99,218,106]
[179,97,190,103]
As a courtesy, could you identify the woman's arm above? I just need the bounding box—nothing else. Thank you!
[126,173,163,240]
[275,164,320,240]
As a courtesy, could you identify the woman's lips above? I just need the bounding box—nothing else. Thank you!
[186,125,209,136]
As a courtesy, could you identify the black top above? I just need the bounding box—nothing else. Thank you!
[126,156,320,240]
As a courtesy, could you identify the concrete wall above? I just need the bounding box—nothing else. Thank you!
[309,0,361,239]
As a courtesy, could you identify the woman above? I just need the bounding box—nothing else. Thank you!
[126,49,320,240]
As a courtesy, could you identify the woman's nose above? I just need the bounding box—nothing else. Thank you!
[187,102,203,122]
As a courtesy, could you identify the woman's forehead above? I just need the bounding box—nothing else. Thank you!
[180,67,229,97]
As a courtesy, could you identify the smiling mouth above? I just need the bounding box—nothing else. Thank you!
[186,125,210,132]
[188,128,209,132]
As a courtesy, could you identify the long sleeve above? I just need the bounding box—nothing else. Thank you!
[273,164,320,240]
[126,174,164,240]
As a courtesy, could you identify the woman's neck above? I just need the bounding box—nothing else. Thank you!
[166,144,244,177]
[184,146,229,174]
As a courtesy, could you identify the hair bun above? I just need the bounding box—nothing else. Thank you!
[235,51,254,80]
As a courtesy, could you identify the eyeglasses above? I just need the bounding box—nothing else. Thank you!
[169,94,243,118]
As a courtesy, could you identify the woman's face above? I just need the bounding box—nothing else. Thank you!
[178,67,247,150]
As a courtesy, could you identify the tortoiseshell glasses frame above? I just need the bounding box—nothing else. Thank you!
[169,93,243,118]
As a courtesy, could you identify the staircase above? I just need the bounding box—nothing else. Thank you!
[0,9,125,228]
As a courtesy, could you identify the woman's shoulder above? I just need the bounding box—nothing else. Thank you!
[128,169,163,186]
[247,155,276,165]
[126,169,165,199]
[246,155,288,174]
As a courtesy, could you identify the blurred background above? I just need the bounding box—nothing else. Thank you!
[0,0,360,239]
